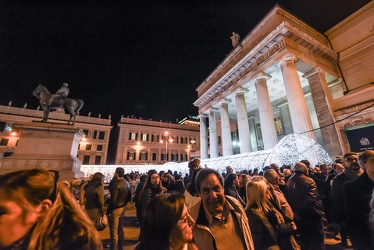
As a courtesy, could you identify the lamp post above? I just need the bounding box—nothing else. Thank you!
[160,131,173,162]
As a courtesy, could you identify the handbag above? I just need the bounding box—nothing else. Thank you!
[95,209,108,231]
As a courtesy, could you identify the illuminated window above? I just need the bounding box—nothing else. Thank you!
[274,117,283,135]
[141,133,149,141]
[140,152,148,160]
[127,152,135,160]
[129,132,138,141]
[85,144,92,150]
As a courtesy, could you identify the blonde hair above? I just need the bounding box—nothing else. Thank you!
[245,178,271,215]
[0,169,102,250]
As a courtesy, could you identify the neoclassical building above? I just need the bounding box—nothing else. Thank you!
[195,3,374,159]
[115,116,200,165]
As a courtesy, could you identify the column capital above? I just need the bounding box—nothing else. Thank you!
[277,54,297,68]
[255,72,271,82]
[198,113,208,118]
[235,87,249,95]
[219,98,232,105]
[210,107,219,112]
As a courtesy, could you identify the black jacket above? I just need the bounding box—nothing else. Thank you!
[107,178,131,214]
[285,171,324,220]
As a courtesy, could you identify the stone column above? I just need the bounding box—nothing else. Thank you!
[219,101,233,156]
[255,73,278,149]
[209,108,219,158]
[248,116,258,151]
[235,90,252,153]
[199,114,209,159]
[279,55,316,140]
[303,68,343,156]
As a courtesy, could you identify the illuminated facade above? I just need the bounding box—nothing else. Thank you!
[115,116,200,165]
[0,105,112,165]
[195,3,374,159]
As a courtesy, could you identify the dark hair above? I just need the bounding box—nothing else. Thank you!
[224,173,237,188]
[186,167,202,196]
[300,159,311,168]
[195,168,223,194]
[115,167,125,178]
[137,193,185,250]
[90,172,104,188]
[344,152,357,159]
[139,172,163,198]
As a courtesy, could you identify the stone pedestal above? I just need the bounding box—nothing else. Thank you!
[0,121,84,180]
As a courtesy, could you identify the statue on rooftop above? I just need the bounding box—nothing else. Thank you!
[32,84,84,125]
[230,32,241,47]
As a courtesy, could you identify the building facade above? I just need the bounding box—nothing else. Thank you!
[115,116,200,165]
[0,104,112,165]
[194,3,374,159]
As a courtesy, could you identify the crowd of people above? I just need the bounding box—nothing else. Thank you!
[1,150,374,250]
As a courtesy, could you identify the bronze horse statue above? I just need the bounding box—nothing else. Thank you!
[32,84,84,125]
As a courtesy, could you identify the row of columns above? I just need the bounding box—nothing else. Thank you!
[199,55,316,159]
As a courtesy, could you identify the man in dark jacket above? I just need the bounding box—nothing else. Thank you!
[343,150,374,250]
[107,167,131,250]
[286,162,325,250]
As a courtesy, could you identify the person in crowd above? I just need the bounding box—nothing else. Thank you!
[161,172,176,193]
[189,168,254,250]
[133,174,148,221]
[226,165,234,175]
[134,193,197,250]
[282,169,292,182]
[137,171,164,222]
[183,173,191,187]
[369,189,374,247]
[0,169,102,250]
[79,174,94,210]
[264,169,294,221]
[238,174,251,204]
[246,177,298,250]
[343,150,374,250]
[174,174,185,194]
[224,172,245,207]
[84,172,105,226]
[185,159,202,209]
[107,167,131,250]
[286,162,325,250]
[330,152,363,246]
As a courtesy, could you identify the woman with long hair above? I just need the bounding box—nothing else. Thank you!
[0,169,102,250]
[137,171,164,222]
[134,193,197,250]
[84,172,105,226]
[245,177,297,250]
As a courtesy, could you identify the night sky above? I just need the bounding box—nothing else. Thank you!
[0,0,370,123]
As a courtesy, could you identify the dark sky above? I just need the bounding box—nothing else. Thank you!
[0,0,370,123]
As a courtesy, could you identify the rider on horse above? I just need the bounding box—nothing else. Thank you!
[48,83,70,105]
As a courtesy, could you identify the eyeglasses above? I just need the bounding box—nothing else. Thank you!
[177,213,193,225]
[345,158,358,162]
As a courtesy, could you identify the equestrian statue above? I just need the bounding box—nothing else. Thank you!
[32,83,84,125]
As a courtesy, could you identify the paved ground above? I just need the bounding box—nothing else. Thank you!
[99,203,353,250]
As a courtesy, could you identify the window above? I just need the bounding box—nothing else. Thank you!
[129,132,138,141]
[93,131,98,139]
[0,139,9,146]
[83,155,90,164]
[171,153,178,161]
[127,152,135,160]
[181,137,188,144]
[95,156,102,165]
[141,133,149,141]
[83,130,89,136]
[85,144,92,151]
[140,152,148,161]
[256,124,262,139]
[98,131,105,140]
[173,136,179,143]
[151,134,159,142]
[152,153,157,161]
[274,117,283,135]
[97,145,103,151]
[0,122,6,132]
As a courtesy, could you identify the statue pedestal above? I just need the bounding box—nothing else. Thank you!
[0,121,84,180]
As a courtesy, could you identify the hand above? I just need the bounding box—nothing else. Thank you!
[290,222,297,231]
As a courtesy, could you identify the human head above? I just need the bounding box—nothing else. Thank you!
[263,169,279,186]
[188,158,201,176]
[300,159,311,168]
[196,168,225,216]
[343,152,360,172]
[294,162,309,175]
[62,83,68,87]
[90,172,104,187]
[270,163,280,174]
[245,178,270,214]
[239,174,251,187]
[319,164,329,175]
[224,173,238,188]
[333,163,344,174]
[115,167,125,178]
[226,165,233,174]
[139,193,194,250]
[283,169,292,179]
[0,169,101,249]
[359,150,374,176]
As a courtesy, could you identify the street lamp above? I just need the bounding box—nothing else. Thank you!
[160,131,173,162]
